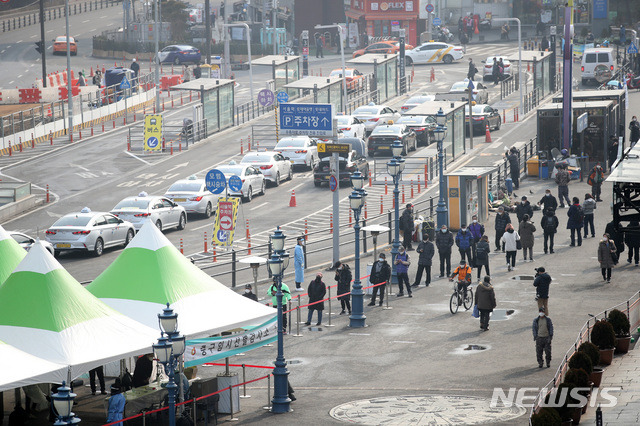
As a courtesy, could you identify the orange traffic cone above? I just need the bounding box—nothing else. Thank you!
[485,123,492,143]
[289,190,297,207]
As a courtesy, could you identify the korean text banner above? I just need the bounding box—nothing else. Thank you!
[144,114,163,152]
[212,197,239,246]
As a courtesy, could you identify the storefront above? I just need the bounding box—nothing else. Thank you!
[346,0,419,46]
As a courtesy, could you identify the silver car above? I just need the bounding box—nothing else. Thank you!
[240,151,293,186]
[44,208,136,257]
[164,176,219,218]
[352,104,401,133]
[216,164,266,202]
[9,232,55,255]
[274,136,319,170]
[111,193,187,232]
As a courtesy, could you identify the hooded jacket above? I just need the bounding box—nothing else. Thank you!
[494,211,512,232]
[500,227,520,251]
[540,210,559,234]
[475,281,497,311]
[455,229,474,250]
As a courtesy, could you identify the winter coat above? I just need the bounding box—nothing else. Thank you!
[625,223,640,248]
[539,194,558,212]
[555,169,571,186]
[242,292,258,302]
[500,229,520,251]
[566,203,583,229]
[540,213,559,234]
[583,198,597,215]
[455,230,474,250]
[587,167,605,186]
[294,244,305,283]
[268,282,292,305]
[307,278,326,311]
[435,230,454,254]
[370,260,391,284]
[475,240,491,264]
[598,240,618,268]
[630,120,640,143]
[508,152,519,172]
[416,240,435,266]
[395,252,410,274]
[335,266,352,301]
[533,272,552,299]
[605,221,624,253]
[518,221,536,248]
[494,212,512,232]
[515,201,533,223]
[532,316,554,340]
[468,222,485,242]
[475,282,497,311]
[400,209,414,233]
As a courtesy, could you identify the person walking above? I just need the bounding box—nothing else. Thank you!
[533,267,552,314]
[598,233,618,283]
[555,164,571,208]
[294,237,305,291]
[467,58,477,81]
[305,273,326,325]
[630,116,640,146]
[368,253,391,306]
[583,193,597,238]
[541,35,550,51]
[500,224,520,271]
[475,276,497,331]
[494,206,512,252]
[89,366,106,395]
[400,203,414,250]
[626,221,640,266]
[459,31,469,53]
[540,208,559,254]
[395,246,412,297]
[492,57,500,84]
[412,234,434,287]
[515,195,533,223]
[242,283,258,301]
[567,197,584,247]
[532,307,554,368]
[455,224,474,265]
[268,278,292,331]
[183,65,192,82]
[538,188,558,213]
[334,261,352,314]
[130,58,140,79]
[475,235,491,281]
[519,214,536,262]
[605,220,625,258]
[587,163,605,202]
[468,214,485,266]
[315,34,324,58]
[436,224,454,277]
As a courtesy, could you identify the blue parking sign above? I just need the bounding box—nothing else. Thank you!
[228,175,243,192]
[205,169,227,194]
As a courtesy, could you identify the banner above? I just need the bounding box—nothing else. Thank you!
[212,197,239,247]
[143,114,163,152]
[184,317,277,367]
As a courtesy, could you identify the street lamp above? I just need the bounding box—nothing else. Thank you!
[266,227,291,414]
[239,256,268,300]
[434,107,449,229]
[154,303,186,426]
[349,171,367,328]
[386,140,405,289]
[51,382,80,425]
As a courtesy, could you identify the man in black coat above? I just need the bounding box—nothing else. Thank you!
[533,266,552,315]
[515,195,534,223]
[494,206,512,251]
[242,284,258,301]
[508,147,520,190]
[605,220,625,257]
[334,261,352,314]
[467,58,477,81]
[540,208,559,254]
[435,224,454,277]
[625,221,640,265]
[400,204,414,250]
[130,58,140,80]
[538,189,558,213]
[368,253,391,306]
[412,234,435,287]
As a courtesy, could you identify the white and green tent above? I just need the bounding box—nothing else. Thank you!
[0,340,67,391]
[0,224,26,285]
[87,220,276,339]
[0,242,158,380]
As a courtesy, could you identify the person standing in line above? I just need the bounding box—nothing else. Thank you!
[475,235,491,281]
[334,261,352,314]
[567,197,583,247]
[492,57,500,84]
[533,267,552,315]
[467,58,477,81]
[587,163,605,202]
[183,65,192,82]
[305,273,326,326]
[77,71,87,86]
[518,214,536,262]
[242,283,258,302]
[630,116,640,146]
[395,246,412,298]
[268,278,292,332]
[540,208,559,254]
[315,33,324,58]
[106,384,126,426]
[436,224,454,278]
[555,164,571,208]
[132,354,154,388]
[455,224,474,265]
[582,193,597,239]
[412,234,434,287]
[605,220,625,258]
[130,58,140,80]
[507,148,520,190]
[475,276,497,331]
[89,366,106,395]
[400,203,415,250]
[537,188,558,213]
[532,307,554,368]
[368,253,391,306]
[515,195,533,223]
[500,223,520,271]
[468,214,485,267]
[459,30,469,53]
[294,237,305,291]
[598,233,618,283]
[626,221,640,266]
[494,206,512,252]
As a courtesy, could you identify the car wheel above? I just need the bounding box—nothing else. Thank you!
[177,213,186,230]
[261,180,266,195]
[402,142,407,156]
[496,119,501,131]
[405,56,413,66]
[173,57,181,65]
[246,187,253,202]
[443,54,453,64]
[124,229,134,247]
[54,250,60,258]
[314,181,321,187]
[204,202,213,218]
[274,172,281,187]
[288,167,293,181]
[94,238,104,257]
[155,220,163,232]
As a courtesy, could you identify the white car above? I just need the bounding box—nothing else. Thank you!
[9,232,55,255]
[111,193,187,232]
[352,104,401,133]
[405,42,464,65]
[240,151,293,186]
[164,175,220,218]
[482,56,512,80]
[216,163,266,201]
[449,79,489,104]
[274,136,319,170]
[336,115,366,139]
[400,95,435,114]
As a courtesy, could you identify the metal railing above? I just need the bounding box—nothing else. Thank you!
[500,73,519,99]
[126,119,208,153]
[487,137,537,196]
[523,86,543,114]
[234,100,274,126]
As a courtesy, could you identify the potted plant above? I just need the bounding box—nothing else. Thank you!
[551,383,581,425]
[608,309,631,354]
[563,368,591,414]
[578,342,603,387]
[590,319,616,365]
[531,406,562,426]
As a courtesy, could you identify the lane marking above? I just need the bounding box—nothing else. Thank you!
[393,341,416,344]
[250,202,269,211]
[17,40,23,43]
[290,182,306,191]
[82,19,90,23]
[17,74,23,78]
[30,35,37,39]
[348,333,370,336]
[427,330,451,334]
[192,222,213,231]
[124,150,152,164]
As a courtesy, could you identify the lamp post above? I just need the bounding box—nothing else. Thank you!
[349,171,367,328]
[239,256,267,300]
[266,227,291,414]
[51,382,80,425]
[386,140,405,288]
[153,303,186,426]
[435,107,449,229]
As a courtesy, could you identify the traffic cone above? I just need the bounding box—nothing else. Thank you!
[485,123,492,143]
[289,190,297,207]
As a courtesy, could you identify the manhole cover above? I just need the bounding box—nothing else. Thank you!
[330,395,526,425]
[286,359,302,365]
[511,275,535,280]
[464,345,487,351]
[491,309,517,321]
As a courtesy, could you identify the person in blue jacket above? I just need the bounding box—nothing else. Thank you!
[455,224,474,265]
[294,237,305,291]
[107,384,126,425]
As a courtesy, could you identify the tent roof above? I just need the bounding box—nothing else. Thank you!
[0,340,67,391]
[0,225,26,285]
[87,221,276,338]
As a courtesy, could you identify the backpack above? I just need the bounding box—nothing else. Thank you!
[573,205,584,222]
[476,244,487,260]
[119,369,133,391]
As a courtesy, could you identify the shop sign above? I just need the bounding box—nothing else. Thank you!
[371,1,413,12]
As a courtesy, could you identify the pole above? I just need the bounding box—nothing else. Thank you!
[436,130,448,228]
[467,88,473,149]
[154,0,160,112]
[399,29,406,94]
[390,174,400,286]
[205,0,211,64]
[338,26,347,113]
[223,0,230,79]
[166,361,178,426]
[271,270,290,413]
[562,6,572,151]
[272,0,277,55]
[350,205,366,327]
[332,151,340,266]
[39,0,47,87]
[65,0,73,142]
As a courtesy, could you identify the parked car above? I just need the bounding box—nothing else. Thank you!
[314,149,370,187]
[336,115,367,139]
[400,94,435,114]
[216,163,266,201]
[274,136,319,169]
[9,232,55,255]
[367,124,417,157]
[240,151,293,186]
[155,45,202,64]
[352,104,401,133]
[449,79,489,104]
[465,104,502,135]
[482,56,512,80]
[45,208,136,257]
[404,42,464,65]
[396,115,437,146]
[329,68,365,91]
[111,193,187,232]
[352,40,414,58]
[581,47,615,85]
[164,176,219,218]
[52,36,77,55]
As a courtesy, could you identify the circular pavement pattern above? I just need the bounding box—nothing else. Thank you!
[330,395,527,425]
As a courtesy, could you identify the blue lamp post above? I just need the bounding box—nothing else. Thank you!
[349,171,367,328]
[434,107,449,228]
[51,382,80,425]
[387,140,405,287]
[267,227,291,414]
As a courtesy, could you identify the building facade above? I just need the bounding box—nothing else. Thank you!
[347,0,420,46]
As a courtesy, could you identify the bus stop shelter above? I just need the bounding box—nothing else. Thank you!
[251,55,300,99]
[606,143,640,236]
[445,166,494,231]
[507,51,554,97]
[348,53,398,104]
[171,78,235,135]
[283,76,343,112]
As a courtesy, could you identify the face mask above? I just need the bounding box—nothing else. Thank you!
[244,289,251,294]
[539,313,545,317]
[546,193,551,197]
[441,228,447,233]
[473,219,477,223]
[603,237,608,241]
[461,228,467,232]
[379,257,384,262]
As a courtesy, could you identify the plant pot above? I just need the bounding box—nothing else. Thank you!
[590,368,604,387]
[572,406,582,424]
[599,348,614,365]
[615,335,631,354]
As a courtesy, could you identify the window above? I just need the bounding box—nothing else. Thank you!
[597,53,610,62]
[106,215,120,224]
[153,202,163,210]
[11,234,31,244]
[94,216,108,226]
[162,199,174,208]
[585,54,596,63]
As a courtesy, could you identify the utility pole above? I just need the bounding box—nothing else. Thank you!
[205,0,211,64]
[65,0,73,142]
[154,0,160,112]
[272,0,277,55]
[38,0,47,87]
[223,0,230,78]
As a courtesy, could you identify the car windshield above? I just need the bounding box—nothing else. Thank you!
[218,167,244,176]
[113,199,151,209]
[330,70,353,77]
[276,139,307,148]
[353,107,380,115]
[372,125,402,135]
[450,82,469,91]
[242,154,272,163]
[55,36,74,42]
[471,106,488,114]
[168,182,202,192]
[336,117,352,126]
[397,117,425,125]
[53,215,93,226]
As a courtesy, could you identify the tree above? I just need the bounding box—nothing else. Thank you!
[159,0,190,42]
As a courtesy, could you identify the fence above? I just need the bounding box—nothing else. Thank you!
[127,119,208,154]
[500,73,519,100]
[487,137,537,195]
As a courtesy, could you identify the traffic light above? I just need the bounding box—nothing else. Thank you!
[35,40,44,55]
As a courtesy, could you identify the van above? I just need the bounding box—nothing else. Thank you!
[581,48,615,85]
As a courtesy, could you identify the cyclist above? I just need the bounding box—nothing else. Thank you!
[449,259,473,298]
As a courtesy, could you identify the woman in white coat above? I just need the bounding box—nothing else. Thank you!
[500,223,521,271]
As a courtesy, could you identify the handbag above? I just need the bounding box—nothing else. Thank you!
[472,304,480,318]
[516,239,522,250]
[611,251,619,264]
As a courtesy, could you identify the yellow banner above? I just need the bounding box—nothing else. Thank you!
[212,197,239,246]
[143,114,163,152]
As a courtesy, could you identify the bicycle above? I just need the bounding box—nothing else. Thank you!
[449,279,474,314]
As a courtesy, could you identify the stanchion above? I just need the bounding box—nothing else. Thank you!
[349,209,352,227]
[424,164,428,188]
[402,185,406,204]
[292,296,302,337]
[262,375,272,410]
[170,140,173,155]
[369,170,372,186]
[503,109,506,123]
[204,232,208,253]
[417,176,421,193]
[213,246,217,262]
[50,131,53,145]
[180,238,183,254]
[248,135,251,151]
[330,214,333,234]
[228,383,238,421]
[46,184,50,203]
[112,120,115,129]
[240,365,251,398]
[90,127,94,136]
[240,138,244,154]
[380,195,383,214]
[102,123,105,133]
[305,219,308,241]
[383,282,393,310]
[179,142,182,152]
[385,177,388,195]
[364,202,368,220]
[325,286,335,327]
[411,181,414,198]
[78,130,82,140]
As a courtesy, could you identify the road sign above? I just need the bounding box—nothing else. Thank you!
[143,115,162,152]
[577,113,588,133]
[628,42,638,54]
[426,3,434,13]
[212,197,239,246]
[120,77,131,89]
[276,90,289,104]
[258,89,274,107]
[228,175,243,192]
[279,103,334,137]
[205,169,227,194]
[329,175,338,192]
[317,142,350,154]
[433,17,442,26]
[302,46,309,55]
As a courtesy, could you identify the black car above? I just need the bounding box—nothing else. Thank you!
[465,104,502,135]
[396,115,437,146]
[313,149,370,187]
[367,124,417,157]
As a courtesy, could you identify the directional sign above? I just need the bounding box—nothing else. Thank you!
[329,175,338,192]
[276,90,289,104]
[212,197,239,246]
[257,89,275,107]
[433,17,442,26]
[228,175,243,192]
[317,142,350,154]
[279,103,334,137]
[577,113,588,133]
[143,114,162,152]
[120,77,131,89]
[426,3,434,13]
[628,42,638,54]
[205,169,227,194]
